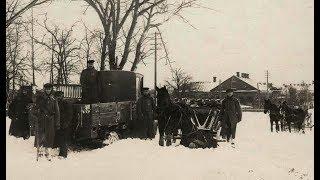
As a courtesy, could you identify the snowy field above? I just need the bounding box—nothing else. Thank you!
[7,110,314,180]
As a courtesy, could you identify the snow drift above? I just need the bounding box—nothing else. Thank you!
[6,110,314,180]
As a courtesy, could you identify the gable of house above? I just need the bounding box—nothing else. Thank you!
[210,75,259,92]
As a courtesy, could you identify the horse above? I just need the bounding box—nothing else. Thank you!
[263,99,283,132]
[155,86,219,148]
[155,86,191,146]
[279,102,308,133]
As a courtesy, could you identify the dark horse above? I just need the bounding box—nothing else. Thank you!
[263,99,283,132]
[279,102,308,133]
[156,86,218,148]
[156,86,192,146]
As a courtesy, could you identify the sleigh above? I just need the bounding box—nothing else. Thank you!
[190,107,221,132]
[174,105,222,141]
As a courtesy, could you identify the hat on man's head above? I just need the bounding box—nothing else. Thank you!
[226,88,235,93]
[43,83,53,89]
[54,91,64,98]
[87,60,95,64]
[142,87,149,91]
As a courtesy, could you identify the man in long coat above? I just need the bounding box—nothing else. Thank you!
[221,88,242,146]
[136,88,155,139]
[34,83,60,160]
[80,60,100,104]
[54,91,73,158]
[8,86,33,139]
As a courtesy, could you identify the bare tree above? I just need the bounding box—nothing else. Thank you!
[165,67,202,99]
[83,0,200,71]
[6,20,32,91]
[6,0,52,28]
[34,16,81,84]
[78,23,101,67]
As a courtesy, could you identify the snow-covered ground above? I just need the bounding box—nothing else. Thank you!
[6,110,314,180]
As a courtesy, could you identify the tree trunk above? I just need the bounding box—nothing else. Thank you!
[119,1,139,70]
[6,74,10,92]
[100,36,107,70]
[108,42,117,70]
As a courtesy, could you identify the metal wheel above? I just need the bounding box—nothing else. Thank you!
[104,131,120,145]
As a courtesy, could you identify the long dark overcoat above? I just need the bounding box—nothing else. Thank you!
[80,68,100,103]
[34,92,60,148]
[220,96,242,137]
[136,95,155,138]
[221,96,242,125]
[53,99,73,148]
[8,94,33,138]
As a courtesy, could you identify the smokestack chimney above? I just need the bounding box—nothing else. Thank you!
[236,72,240,77]
[212,76,216,82]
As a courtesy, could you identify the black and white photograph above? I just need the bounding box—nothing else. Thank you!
[6,0,314,179]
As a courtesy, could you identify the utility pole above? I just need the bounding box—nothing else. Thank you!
[154,32,158,105]
[265,70,269,95]
[219,79,222,100]
[154,32,157,91]
[31,7,35,86]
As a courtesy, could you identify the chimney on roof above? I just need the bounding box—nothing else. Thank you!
[236,72,240,77]
[241,73,249,79]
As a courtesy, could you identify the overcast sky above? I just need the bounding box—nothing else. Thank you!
[31,0,314,89]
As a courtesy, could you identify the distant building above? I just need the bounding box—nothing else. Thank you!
[210,73,261,108]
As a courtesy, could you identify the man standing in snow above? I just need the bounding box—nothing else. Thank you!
[221,88,242,146]
[80,60,100,104]
[8,86,33,139]
[34,83,60,161]
[136,87,156,139]
[54,91,73,158]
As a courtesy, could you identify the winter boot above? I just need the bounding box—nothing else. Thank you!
[166,135,172,146]
[44,148,51,161]
[215,127,222,140]
[159,136,165,146]
[172,136,176,143]
[230,138,235,148]
[188,142,197,149]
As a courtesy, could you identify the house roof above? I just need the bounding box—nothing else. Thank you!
[210,75,259,93]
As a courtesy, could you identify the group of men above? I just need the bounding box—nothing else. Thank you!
[7,59,99,161]
[8,83,72,160]
[8,58,242,158]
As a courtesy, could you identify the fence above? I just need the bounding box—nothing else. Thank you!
[53,84,82,99]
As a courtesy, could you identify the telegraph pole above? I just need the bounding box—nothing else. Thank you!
[154,32,158,105]
[219,79,222,100]
[31,7,35,86]
[154,32,157,90]
[265,70,269,94]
